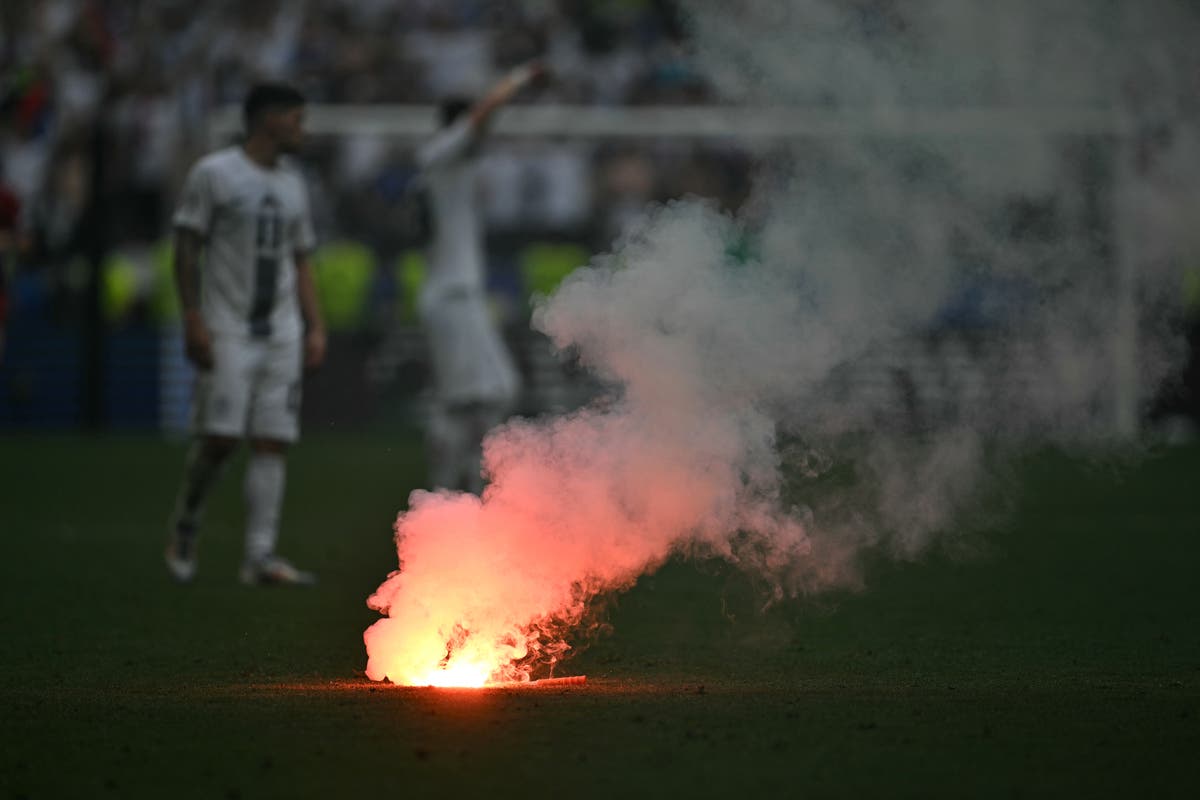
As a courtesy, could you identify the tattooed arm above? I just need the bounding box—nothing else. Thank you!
[174,227,213,370]
[294,250,326,369]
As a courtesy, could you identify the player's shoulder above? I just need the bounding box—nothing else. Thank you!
[188,147,242,179]
[275,156,311,193]
[197,146,242,168]
[276,155,307,179]
[417,118,475,170]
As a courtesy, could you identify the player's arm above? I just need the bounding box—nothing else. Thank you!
[173,161,215,370]
[468,61,546,128]
[294,250,326,369]
[174,226,213,370]
[417,61,547,171]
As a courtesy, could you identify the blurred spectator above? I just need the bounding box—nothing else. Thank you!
[0,0,748,331]
[1,65,54,231]
[405,10,493,98]
[111,68,180,241]
[595,143,657,246]
[28,131,89,270]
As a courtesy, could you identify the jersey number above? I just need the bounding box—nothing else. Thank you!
[250,195,282,337]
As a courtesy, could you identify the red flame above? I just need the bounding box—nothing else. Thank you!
[362,397,812,687]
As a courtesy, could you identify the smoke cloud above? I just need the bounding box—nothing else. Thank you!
[364,0,1200,685]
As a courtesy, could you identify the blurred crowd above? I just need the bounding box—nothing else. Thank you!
[1,0,756,332]
[3,1,1197,431]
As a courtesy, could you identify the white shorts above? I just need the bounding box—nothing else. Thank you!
[193,335,303,443]
[420,287,520,406]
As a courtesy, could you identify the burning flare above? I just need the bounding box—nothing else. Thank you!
[362,0,1200,677]
[363,207,819,687]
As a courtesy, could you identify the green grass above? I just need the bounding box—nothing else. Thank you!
[1,434,1198,798]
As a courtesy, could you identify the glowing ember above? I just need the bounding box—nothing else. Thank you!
[411,662,493,688]
[525,675,587,687]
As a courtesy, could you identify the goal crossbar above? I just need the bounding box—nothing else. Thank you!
[208,104,1137,145]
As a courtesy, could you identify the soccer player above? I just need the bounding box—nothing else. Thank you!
[416,62,544,493]
[164,83,326,585]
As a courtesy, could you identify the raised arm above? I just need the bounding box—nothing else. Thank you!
[417,61,547,171]
[468,61,546,128]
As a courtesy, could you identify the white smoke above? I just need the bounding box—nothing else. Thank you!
[364,0,1200,683]
[676,0,1200,552]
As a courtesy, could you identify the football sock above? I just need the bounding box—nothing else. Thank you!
[244,451,286,564]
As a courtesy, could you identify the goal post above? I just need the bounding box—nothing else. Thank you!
[209,103,1136,144]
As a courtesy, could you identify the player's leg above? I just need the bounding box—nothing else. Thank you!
[462,400,509,495]
[240,436,313,584]
[165,336,252,582]
[172,436,240,535]
[462,298,520,494]
[427,400,470,490]
[239,337,313,585]
[421,299,464,490]
[166,434,239,580]
[422,292,519,492]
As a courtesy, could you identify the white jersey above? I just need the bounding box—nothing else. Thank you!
[416,118,484,297]
[173,146,316,342]
[415,118,519,406]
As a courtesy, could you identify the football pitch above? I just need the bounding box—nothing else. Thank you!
[1,434,1198,798]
